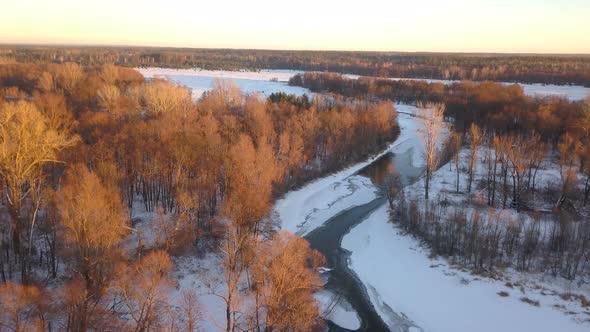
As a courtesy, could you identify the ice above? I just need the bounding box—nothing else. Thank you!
[136,67,310,99]
[314,289,362,330]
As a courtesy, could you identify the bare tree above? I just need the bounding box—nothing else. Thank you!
[111,250,175,331]
[211,220,255,332]
[451,131,463,193]
[378,164,402,209]
[467,124,484,193]
[251,232,324,332]
[0,282,47,331]
[56,62,83,95]
[506,135,529,212]
[556,133,578,210]
[417,102,445,200]
[140,80,191,116]
[56,165,129,331]
[0,101,76,277]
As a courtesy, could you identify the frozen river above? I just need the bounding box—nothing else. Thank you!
[137,67,590,102]
[137,68,310,99]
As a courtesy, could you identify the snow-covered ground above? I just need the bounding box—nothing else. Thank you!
[342,204,590,332]
[136,67,310,99]
[137,68,302,82]
[340,138,590,331]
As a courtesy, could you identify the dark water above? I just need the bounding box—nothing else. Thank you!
[305,148,423,332]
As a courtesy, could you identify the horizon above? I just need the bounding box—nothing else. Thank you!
[3,42,590,57]
[1,0,589,54]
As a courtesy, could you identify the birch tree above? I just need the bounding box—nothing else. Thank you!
[0,101,76,264]
[417,102,445,200]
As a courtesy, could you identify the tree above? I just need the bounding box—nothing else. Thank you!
[556,133,578,210]
[506,135,529,212]
[56,165,129,331]
[99,64,119,85]
[0,282,47,332]
[451,131,463,193]
[251,232,324,332]
[55,62,83,95]
[179,289,200,332]
[37,71,55,92]
[223,134,280,229]
[97,84,120,111]
[378,164,402,209]
[467,123,484,193]
[0,101,76,267]
[213,220,256,332]
[492,134,511,208]
[141,80,191,116]
[417,102,445,199]
[111,250,175,331]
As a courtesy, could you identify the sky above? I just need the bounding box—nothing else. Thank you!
[1,0,589,53]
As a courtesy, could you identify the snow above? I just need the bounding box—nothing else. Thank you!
[337,124,590,331]
[136,67,310,99]
[275,109,420,236]
[519,83,590,101]
[315,289,362,330]
[342,204,590,332]
[137,68,302,82]
[170,253,245,332]
[276,174,378,236]
[137,68,590,101]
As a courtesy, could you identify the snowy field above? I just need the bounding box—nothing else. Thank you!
[136,67,310,99]
[342,204,590,332]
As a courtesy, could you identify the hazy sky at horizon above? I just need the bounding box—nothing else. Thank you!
[1,0,589,53]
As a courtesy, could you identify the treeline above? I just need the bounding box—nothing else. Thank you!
[291,72,590,142]
[0,62,398,330]
[393,197,590,281]
[3,46,590,86]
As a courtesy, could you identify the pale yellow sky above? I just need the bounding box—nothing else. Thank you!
[1,0,589,53]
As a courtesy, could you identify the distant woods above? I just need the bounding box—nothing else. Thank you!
[3,46,590,86]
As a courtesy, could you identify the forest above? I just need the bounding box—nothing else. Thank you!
[3,46,590,86]
[290,72,590,142]
[0,62,398,331]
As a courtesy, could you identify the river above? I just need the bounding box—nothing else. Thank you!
[305,147,424,331]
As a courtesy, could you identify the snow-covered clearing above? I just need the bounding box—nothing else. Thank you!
[136,67,310,99]
[342,204,590,332]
